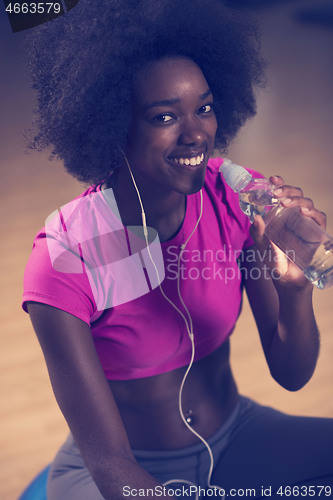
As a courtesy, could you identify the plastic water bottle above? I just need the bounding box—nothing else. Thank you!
[219,159,333,290]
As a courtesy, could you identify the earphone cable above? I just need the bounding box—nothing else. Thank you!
[121,151,224,497]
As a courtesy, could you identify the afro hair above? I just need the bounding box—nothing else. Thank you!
[27,0,265,184]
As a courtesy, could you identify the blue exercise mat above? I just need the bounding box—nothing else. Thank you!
[18,465,50,500]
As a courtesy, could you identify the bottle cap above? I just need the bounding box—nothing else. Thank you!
[219,159,252,192]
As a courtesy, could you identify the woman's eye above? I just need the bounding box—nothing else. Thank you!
[153,114,174,123]
[199,104,214,114]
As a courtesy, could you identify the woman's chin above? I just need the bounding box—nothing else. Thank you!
[175,170,206,195]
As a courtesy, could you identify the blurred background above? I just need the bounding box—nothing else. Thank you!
[1,0,332,498]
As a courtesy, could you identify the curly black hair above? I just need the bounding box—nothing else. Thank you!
[27,0,265,185]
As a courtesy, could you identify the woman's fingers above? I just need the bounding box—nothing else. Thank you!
[278,196,313,209]
[300,207,327,229]
[249,215,270,253]
[272,185,304,199]
[269,175,285,187]
[269,176,327,230]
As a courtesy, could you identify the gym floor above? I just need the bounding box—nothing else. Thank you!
[1,0,332,498]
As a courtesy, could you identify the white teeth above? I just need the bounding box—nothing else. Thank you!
[171,153,204,166]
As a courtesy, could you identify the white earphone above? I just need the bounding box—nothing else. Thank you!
[122,151,225,499]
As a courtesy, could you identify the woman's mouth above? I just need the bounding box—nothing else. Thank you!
[168,153,204,166]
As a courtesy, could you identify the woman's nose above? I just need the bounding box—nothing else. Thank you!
[178,119,206,146]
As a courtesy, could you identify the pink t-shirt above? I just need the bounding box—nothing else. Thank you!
[22,158,263,380]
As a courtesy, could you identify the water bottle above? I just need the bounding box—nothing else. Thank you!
[219,159,333,290]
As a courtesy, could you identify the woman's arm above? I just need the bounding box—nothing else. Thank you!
[242,176,326,391]
[27,302,173,499]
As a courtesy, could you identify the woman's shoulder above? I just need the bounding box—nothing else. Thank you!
[22,183,110,325]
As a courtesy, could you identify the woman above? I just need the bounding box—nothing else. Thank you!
[22,0,333,498]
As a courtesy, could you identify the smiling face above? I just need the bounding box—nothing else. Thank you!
[125,57,218,196]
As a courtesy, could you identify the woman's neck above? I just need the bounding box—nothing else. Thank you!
[106,166,187,242]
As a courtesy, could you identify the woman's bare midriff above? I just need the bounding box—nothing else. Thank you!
[108,339,238,450]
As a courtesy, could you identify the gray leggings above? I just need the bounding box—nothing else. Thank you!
[47,397,333,499]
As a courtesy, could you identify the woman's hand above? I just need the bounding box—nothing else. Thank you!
[244,175,323,389]
[249,175,327,290]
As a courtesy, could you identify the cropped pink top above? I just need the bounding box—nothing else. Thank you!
[22,158,262,380]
